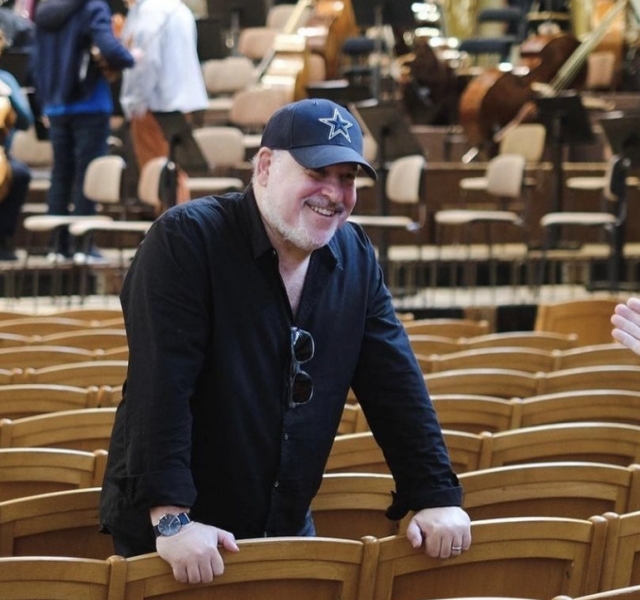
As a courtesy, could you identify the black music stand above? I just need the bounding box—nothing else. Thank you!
[535,92,594,248]
[152,112,209,209]
[349,99,424,280]
[589,112,640,291]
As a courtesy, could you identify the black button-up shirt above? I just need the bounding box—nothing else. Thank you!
[100,187,461,550]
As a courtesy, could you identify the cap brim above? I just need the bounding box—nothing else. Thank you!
[290,146,378,181]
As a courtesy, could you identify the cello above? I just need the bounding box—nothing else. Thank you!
[458,0,628,148]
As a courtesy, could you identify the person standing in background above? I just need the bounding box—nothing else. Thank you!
[33,0,136,261]
[119,0,208,206]
[0,27,32,261]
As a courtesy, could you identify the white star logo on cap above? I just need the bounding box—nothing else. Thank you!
[319,109,353,142]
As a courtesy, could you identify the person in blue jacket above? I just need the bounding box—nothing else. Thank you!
[0,27,33,261]
[33,0,136,261]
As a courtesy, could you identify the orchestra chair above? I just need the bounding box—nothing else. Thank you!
[121,536,378,600]
[0,344,96,369]
[237,27,279,63]
[0,554,125,600]
[461,330,578,351]
[553,586,640,600]
[429,346,556,374]
[459,462,640,521]
[534,297,620,346]
[479,422,640,470]
[35,327,127,350]
[20,155,126,298]
[0,383,100,419]
[402,317,490,337]
[0,447,107,501]
[433,154,529,296]
[516,389,640,430]
[0,407,116,452]
[312,473,411,539]
[187,126,247,197]
[326,430,484,475]
[20,359,128,388]
[458,124,546,196]
[201,56,255,120]
[46,307,124,323]
[538,365,640,395]
[555,343,640,370]
[371,516,607,599]
[229,86,291,151]
[424,368,541,399]
[536,155,629,293]
[0,487,113,559]
[601,510,640,590]
[430,394,517,434]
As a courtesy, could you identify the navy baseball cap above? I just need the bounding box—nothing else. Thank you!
[260,98,377,180]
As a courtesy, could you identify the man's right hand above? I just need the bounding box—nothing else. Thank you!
[156,522,239,584]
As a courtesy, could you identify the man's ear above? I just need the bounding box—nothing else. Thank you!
[254,148,273,187]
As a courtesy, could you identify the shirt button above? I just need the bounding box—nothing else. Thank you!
[274,481,279,488]
[283,433,289,441]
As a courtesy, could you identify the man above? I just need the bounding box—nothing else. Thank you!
[0,27,32,261]
[118,0,208,205]
[612,297,640,354]
[33,0,136,260]
[100,98,471,584]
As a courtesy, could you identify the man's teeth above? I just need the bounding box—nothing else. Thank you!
[310,205,335,217]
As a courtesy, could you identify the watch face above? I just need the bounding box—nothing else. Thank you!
[158,513,183,536]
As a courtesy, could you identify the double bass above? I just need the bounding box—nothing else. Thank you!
[458,0,628,148]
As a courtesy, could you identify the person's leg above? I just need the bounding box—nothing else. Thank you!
[0,158,30,260]
[71,112,110,217]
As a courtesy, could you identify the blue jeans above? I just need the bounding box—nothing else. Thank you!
[46,112,110,253]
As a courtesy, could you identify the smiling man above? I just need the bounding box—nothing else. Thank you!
[99,98,470,583]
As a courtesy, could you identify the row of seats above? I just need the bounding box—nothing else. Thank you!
[342,388,640,435]
[0,503,637,599]
[0,359,127,386]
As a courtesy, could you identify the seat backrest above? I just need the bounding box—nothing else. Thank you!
[463,331,579,351]
[82,155,126,205]
[404,317,490,337]
[499,123,546,162]
[312,472,409,539]
[0,487,113,559]
[516,389,640,429]
[385,154,425,204]
[137,157,166,209]
[192,126,246,170]
[0,555,123,600]
[122,536,378,600]
[602,511,640,590]
[0,316,92,336]
[237,26,278,61]
[481,422,640,469]
[0,407,117,452]
[373,516,606,599]
[0,383,100,419]
[22,360,128,388]
[0,447,106,501]
[408,334,463,356]
[38,328,127,350]
[424,368,541,398]
[486,153,526,198]
[266,3,298,30]
[431,395,517,434]
[429,346,556,373]
[554,585,640,600]
[229,86,291,130]
[202,56,255,95]
[10,126,53,166]
[534,297,619,345]
[460,461,640,521]
[539,365,640,395]
[557,343,640,370]
[586,50,617,90]
[0,345,96,369]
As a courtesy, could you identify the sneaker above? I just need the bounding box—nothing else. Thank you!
[73,248,109,265]
[46,252,70,263]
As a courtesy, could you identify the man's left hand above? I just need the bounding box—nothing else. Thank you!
[406,506,471,558]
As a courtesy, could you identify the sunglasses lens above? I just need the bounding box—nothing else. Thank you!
[292,328,314,363]
[291,370,313,405]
